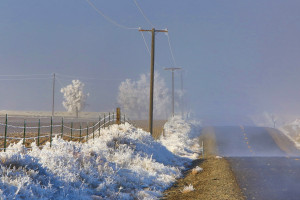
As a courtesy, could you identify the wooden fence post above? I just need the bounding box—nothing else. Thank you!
[86,125,89,141]
[93,123,95,140]
[23,120,26,145]
[71,122,73,141]
[4,114,7,152]
[61,117,64,138]
[50,117,53,147]
[116,108,120,125]
[98,116,101,136]
[109,112,110,127]
[79,123,82,142]
[104,114,106,128]
[37,119,40,146]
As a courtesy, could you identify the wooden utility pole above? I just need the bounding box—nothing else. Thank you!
[52,73,55,116]
[139,28,168,135]
[164,67,181,117]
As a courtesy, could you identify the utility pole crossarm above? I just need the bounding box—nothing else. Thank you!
[164,67,181,71]
[139,29,168,33]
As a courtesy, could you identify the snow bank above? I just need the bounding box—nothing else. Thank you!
[159,116,202,159]
[0,117,201,199]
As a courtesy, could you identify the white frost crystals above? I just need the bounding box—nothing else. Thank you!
[159,116,202,160]
[60,80,89,114]
[0,116,201,200]
[181,184,195,193]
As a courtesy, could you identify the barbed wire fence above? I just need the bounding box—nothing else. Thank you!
[0,110,123,151]
[0,108,168,152]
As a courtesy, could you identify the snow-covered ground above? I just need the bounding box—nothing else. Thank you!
[0,116,201,199]
[159,116,202,160]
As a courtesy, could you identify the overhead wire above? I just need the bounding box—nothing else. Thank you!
[166,33,178,67]
[133,0,154,28]
[56,73,96,80]
[140,31,151,55]
[85,0,178,70]
[0,77,51,81]
[56,73,124,82]
[55,77,65,88]
[85,0,139,30]
[132,0,178,69]
[0,74,51,77]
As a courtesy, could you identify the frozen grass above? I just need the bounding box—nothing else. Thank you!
[191,166,203,175]
[159,116,202,159]
[181,184,195,193]
[0,116,201,199]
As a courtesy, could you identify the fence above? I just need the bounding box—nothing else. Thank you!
[0,109,167,152]
[0,111,127,152]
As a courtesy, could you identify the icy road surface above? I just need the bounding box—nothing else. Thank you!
[210,126,300,200]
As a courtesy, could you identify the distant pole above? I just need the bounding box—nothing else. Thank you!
[164,67,181,117]
[139,28,168,135]
[52,73,55,116]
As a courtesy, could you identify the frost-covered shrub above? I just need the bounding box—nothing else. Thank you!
[60,80,89,114]
[159,115,202,159]
[118,72,171,119]
[0,117,200,199]
[182,184,194,193]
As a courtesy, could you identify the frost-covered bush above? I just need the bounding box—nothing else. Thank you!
[181,184,195,193]
[159,115,202,159]
[0,117,201,199]
[0,123,188,199]
[60,80,89,114]
[118,72,171,119]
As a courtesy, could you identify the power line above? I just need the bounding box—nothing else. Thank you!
[131,0,178,68]
[140,30,166,69]
[140,31,151,55]
[0,77,51,81]
[56,73,97,80]
[55,77,65,88]
[0,74,51,77]
[85,0,139,30]
[133,0,155,28]
[56,74,124,83]
[166,32,177,67]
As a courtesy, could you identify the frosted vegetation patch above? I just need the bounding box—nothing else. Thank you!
[0,118,200,199]
[118,72,171,119]
[60,80,89,114]
[159,116,202,159]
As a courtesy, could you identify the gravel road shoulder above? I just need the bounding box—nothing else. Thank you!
[163,127,245,200]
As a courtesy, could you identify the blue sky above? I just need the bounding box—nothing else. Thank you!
[0,0,300,124]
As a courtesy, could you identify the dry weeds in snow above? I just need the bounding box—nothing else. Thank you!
[181,184,195,193]
[191,166,203,175]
